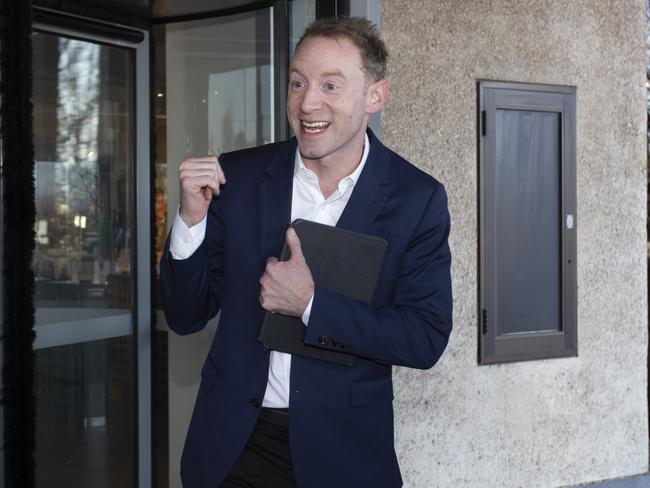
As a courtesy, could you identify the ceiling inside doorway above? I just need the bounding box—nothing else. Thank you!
[152,0,264,18]
[32,0,266,25]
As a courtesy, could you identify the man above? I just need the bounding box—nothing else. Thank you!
[161,17,452,488]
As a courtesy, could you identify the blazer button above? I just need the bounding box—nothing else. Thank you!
[318,336,330,345]
[250,398,261,408]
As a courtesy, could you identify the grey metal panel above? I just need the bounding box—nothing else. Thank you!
[493,109,561,334]
[479,80,577,364]
[495,87,566,111]
[135,29,152,488]
[489,334,576,364]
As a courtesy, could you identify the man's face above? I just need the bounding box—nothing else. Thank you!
[287,35,381,168]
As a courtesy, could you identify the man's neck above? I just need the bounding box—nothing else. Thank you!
[302,134,366,198]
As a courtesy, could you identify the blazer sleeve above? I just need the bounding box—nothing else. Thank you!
[159,196,225,335]
[303,183,453,369]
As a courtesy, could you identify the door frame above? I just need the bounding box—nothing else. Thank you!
[31,9,151,488]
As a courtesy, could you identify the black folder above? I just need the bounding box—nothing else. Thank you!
[257,219,388,366]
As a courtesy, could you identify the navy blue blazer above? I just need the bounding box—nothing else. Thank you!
[160,130,453,488]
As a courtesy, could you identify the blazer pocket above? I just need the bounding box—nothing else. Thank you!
[200,355,220,393]
[350,376,394,407]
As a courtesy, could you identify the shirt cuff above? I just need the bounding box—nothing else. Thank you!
[301,293,314,325]
[169,208,207,260]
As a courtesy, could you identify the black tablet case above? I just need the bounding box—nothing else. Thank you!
[257,219,387,365]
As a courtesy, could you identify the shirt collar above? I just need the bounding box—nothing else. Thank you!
[293,133,371,192]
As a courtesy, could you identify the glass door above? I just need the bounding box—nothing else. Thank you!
[151,3,315,486]
[31,22,150,488]
[153,7,278,487]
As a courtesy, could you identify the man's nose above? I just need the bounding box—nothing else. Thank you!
[300,85,322,113]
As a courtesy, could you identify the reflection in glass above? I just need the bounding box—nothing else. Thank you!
[35,338,134,488]
[152,9,276,487]
[156,9,273,263]
[32,32,135,487]
[33,32,133,312]
[164,10,273,157]
[290,0,316,56]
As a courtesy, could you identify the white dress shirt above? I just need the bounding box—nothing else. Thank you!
[169,133,370,408]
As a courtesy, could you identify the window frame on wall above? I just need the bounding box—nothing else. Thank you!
[478,80,577,365]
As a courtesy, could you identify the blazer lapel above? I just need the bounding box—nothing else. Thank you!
[259,140,296,259]
[336,130,390,234]
[258,130,392,255]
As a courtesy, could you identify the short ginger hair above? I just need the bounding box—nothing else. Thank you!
[295,17,388,82]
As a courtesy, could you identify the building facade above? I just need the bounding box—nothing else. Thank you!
[0,1,647,487]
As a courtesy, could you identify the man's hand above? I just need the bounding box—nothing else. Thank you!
[179,156,226,227]
[259,228,314,316]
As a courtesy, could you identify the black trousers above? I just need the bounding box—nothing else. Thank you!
[220,408,299,488]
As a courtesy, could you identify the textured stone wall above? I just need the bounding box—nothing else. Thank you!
[380,1,648,487]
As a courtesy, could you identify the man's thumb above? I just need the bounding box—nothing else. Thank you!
[286,228,304,261]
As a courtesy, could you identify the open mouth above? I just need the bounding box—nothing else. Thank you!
[301,120,330,134]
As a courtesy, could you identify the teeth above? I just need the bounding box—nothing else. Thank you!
[302,121,330,133]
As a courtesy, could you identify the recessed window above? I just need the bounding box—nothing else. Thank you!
[479,81,577,364]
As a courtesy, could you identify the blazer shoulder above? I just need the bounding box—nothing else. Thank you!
[218,140,294,177]
[381,144,445,196]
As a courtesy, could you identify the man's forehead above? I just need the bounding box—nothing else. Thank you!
[290,36,364,75]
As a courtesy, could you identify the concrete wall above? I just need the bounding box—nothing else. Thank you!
[380,1,648,487]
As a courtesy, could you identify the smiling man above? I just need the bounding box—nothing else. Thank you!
[160,17,452,488]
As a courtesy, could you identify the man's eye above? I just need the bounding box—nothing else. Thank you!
[290,80,305,90]
[325,83,338,91]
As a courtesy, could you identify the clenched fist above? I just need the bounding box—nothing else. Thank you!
[178,156,226,227]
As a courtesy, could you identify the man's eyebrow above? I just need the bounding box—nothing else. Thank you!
[321,70,346,79]
[288,67,346,79]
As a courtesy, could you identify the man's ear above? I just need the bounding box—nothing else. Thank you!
[366,79,389,115]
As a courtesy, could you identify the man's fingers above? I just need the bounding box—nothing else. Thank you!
[177,155,226,228]
[259,242,313,316]
[181,175,220,196]
[201,186,215,201]
[285,228,304,262]
[179,162,219,175]
[179,167,222,188]
[181,156,219,165]
[258,280,273,311]
[180,167,219,177]
[259,293,271,311]
[179,156,226,185]
[216,163,227,185]
[179,162,219,171]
